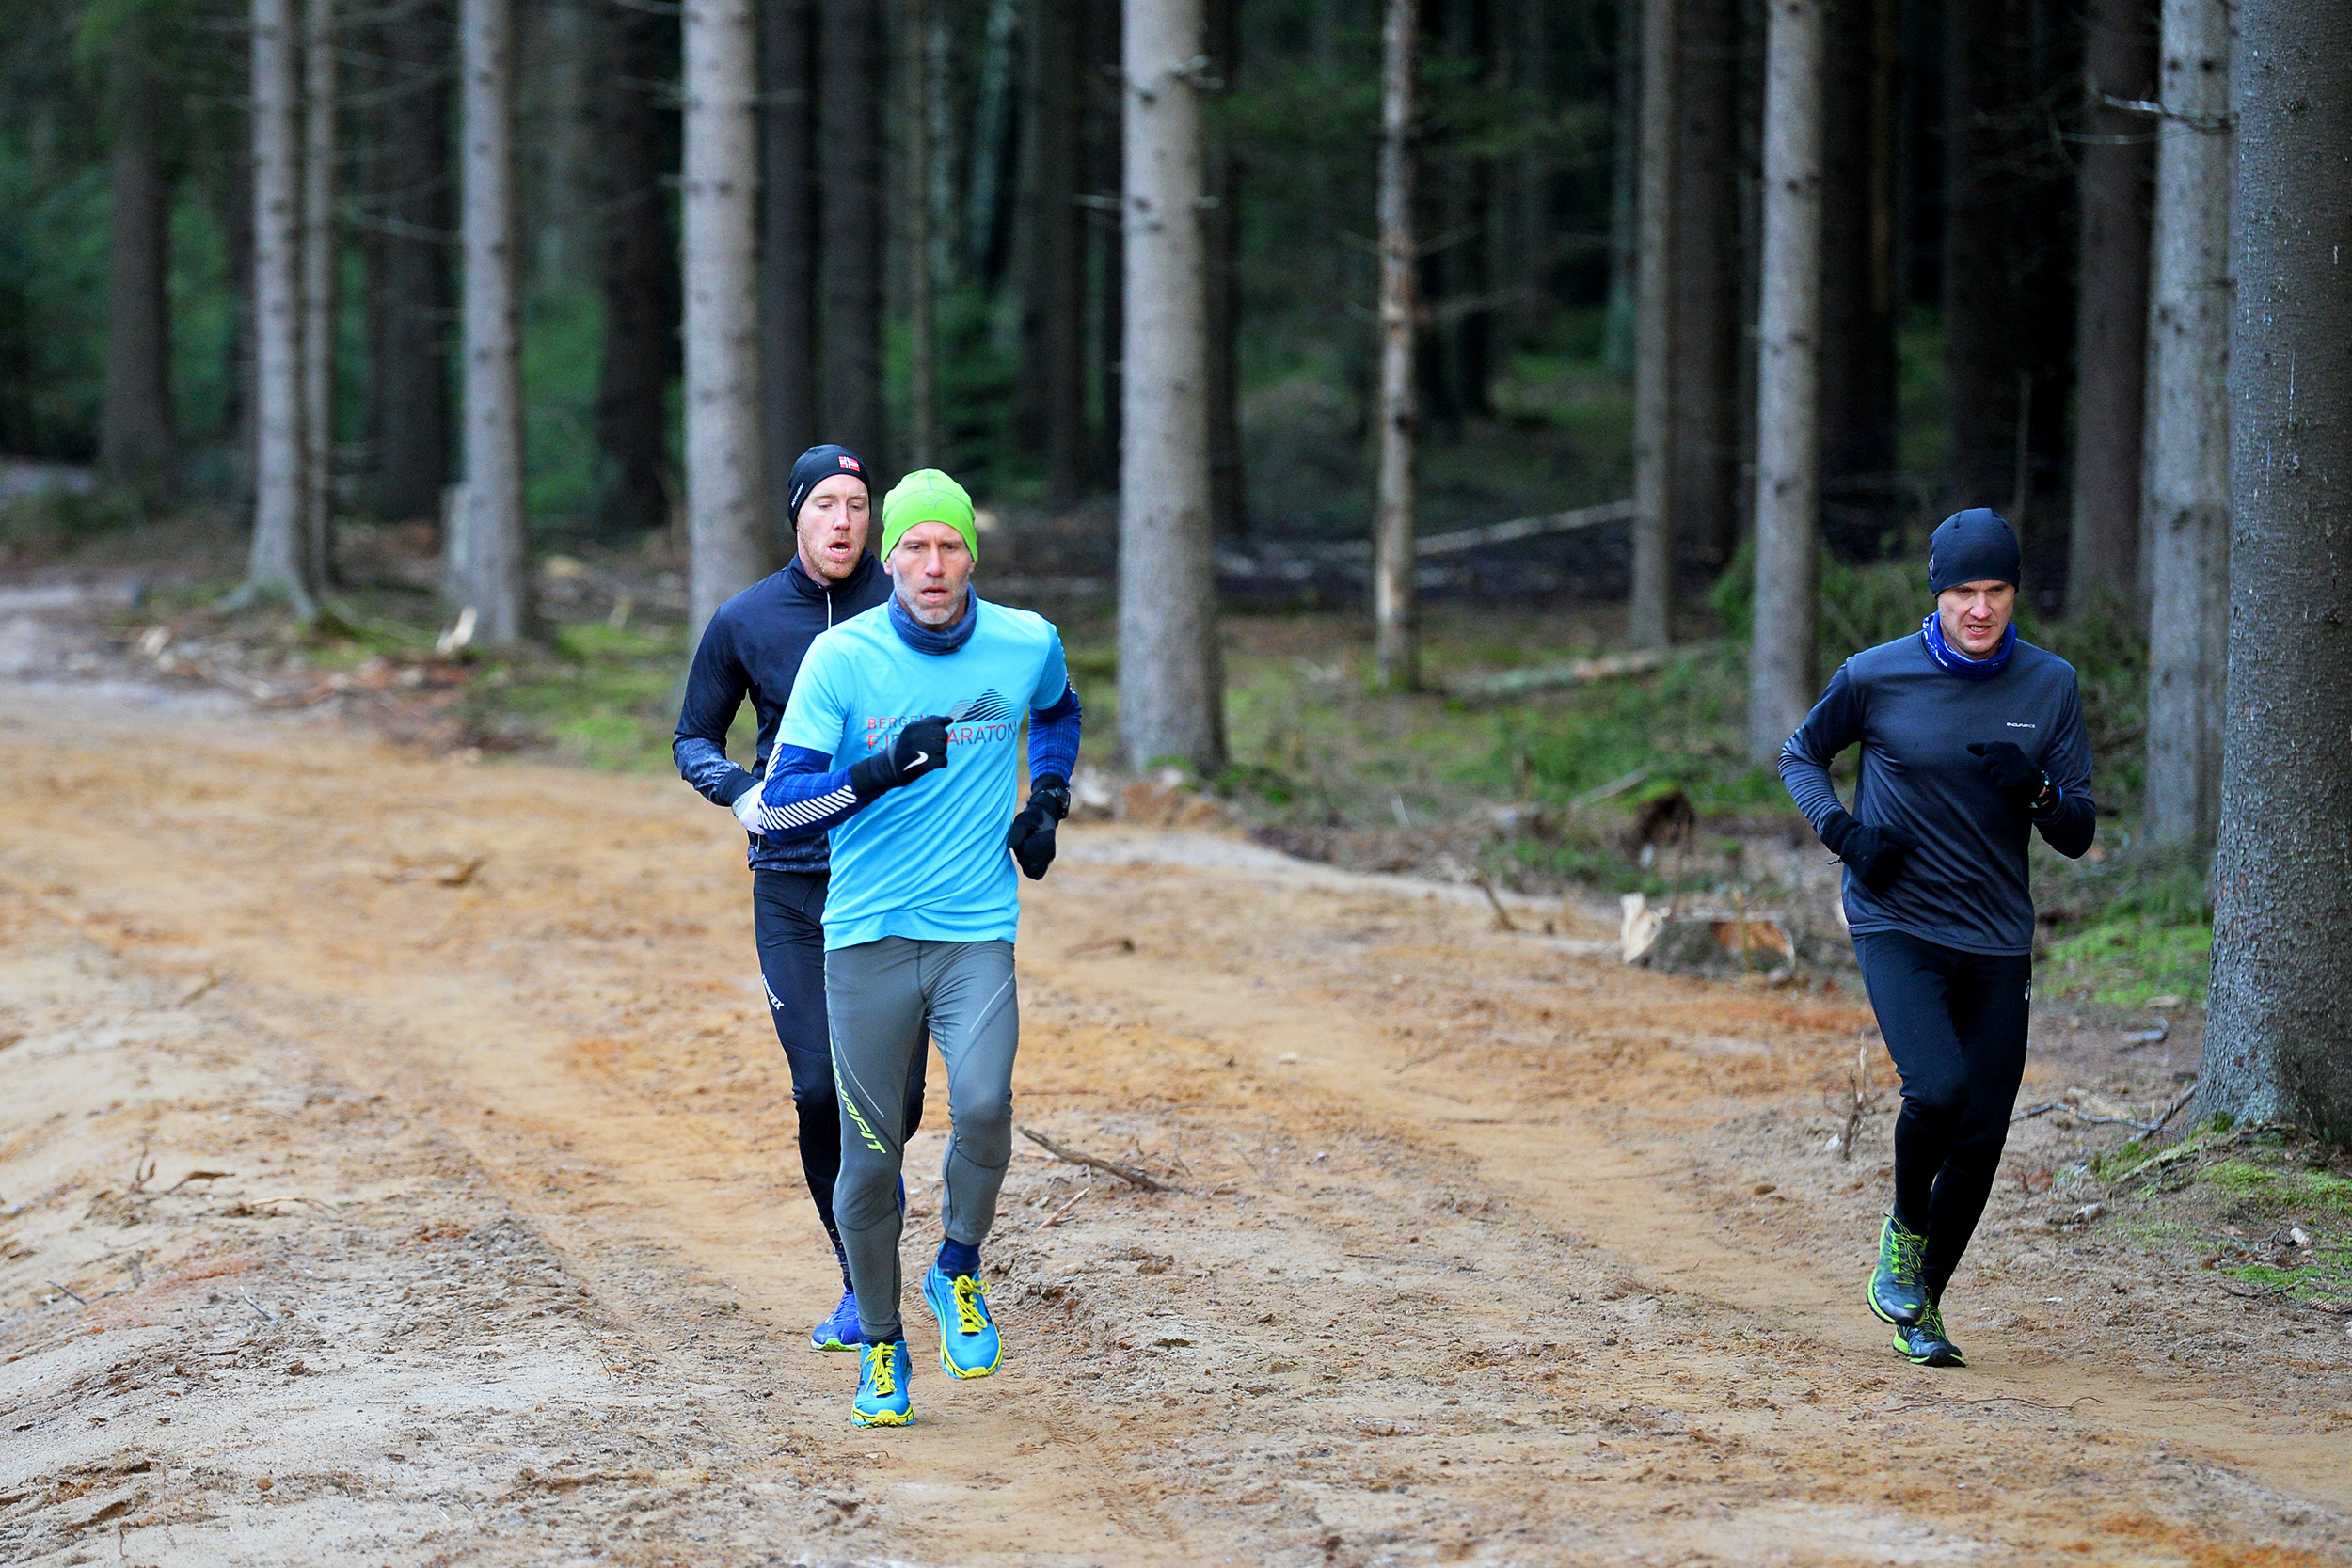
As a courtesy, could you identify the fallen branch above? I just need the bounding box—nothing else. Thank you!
[45,1279,87,1307]
[1446,642,1725,702]
[240,1291,276,1323]
[1470,876,1517,932]
[1035,1188,1090,1231]
[164,1169,233,1194]
[1018,1126,1168,1192]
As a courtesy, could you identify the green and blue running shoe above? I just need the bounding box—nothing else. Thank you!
[811,1288,861,1354]
[852,1338,914,1427]
[1867,1212,1931,1327]
[922,1264,1002,1379]
[1891,1299,1965,1367]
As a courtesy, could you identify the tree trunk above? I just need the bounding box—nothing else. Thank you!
[968,0,1021,283]
[906,0,938,467]
[1372,0,1420,694]
[1086,0,1123,490]
[762,0,818,519]
[453,0,529,642]
[2141,0,2230,847]
[2066,0,2157,609]
[2202,0,2352,1144]
[1202,0,1243,536]
[1749,0,1825,764]
[598,1,674,539]
[821,0,884,461]
[1603,0,1638,377]
[1119,0,1224,773]
[301,0,340,584]
[1815,0,1896,499]
[103,13,175,496]
[1020,0,1086,502]
[683,0,770,637]
[1668,0,1742,575]
[378,0,452,525]
[1629,0,1678,648]
[240,0,320,619]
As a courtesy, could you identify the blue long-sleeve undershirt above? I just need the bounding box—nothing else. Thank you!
[1028,685,1081,784]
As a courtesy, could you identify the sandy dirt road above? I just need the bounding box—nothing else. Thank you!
[1,683,2348,1567]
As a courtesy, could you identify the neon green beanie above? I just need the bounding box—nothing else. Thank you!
[879,469,979,563]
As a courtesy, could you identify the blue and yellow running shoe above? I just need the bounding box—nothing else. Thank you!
[1867,1212,1931,1327]
[922,1264,1001,1379]
[852,1339,914,1427]
[812,1288,861,1354]
[1891,1299,1965,1367]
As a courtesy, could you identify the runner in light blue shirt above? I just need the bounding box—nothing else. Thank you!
[736,467,1079,1427]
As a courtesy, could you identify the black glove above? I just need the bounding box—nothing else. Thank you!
[1966,740,2058,816]
[1004,774,1071,880]
[849,715,950,798]
[1818,806,1920,894]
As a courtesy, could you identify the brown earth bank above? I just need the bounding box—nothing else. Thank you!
[0,683,2346,1567]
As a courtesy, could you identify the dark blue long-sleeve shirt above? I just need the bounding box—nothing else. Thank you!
[1779,631,2095,956]
[673,552,891,873]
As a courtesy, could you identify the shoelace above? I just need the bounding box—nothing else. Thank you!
[951,1275,990,1336]
[863,1342,898,1398]
[1885,1225,1927,1285]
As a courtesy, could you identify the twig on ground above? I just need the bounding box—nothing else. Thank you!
[1889,1394,2105,1415]
[1018,1126,1169,1192]
[1063,935,1136,958]
[1471,876,1518,932]
[2148,1080,2199,1134]
[171,972,221,1007]
[45,1280,87,1307]
[2011,1101,2064,1123]
[164,1169,233,1194]
[1035,1188,1090,1230]
[240,1291,276,1323]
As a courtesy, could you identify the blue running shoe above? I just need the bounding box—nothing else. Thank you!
[1867,1213,1931,1327]
[922,1264,1001,1379]
[812,1288,861,1353]
[1891,1299,1966,1368]
[853,1339,914,1427]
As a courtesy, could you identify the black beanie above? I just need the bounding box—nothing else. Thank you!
[1928,508,2022,594]
[786,444,871,526]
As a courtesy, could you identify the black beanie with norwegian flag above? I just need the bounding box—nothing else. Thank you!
[786,444,871,526]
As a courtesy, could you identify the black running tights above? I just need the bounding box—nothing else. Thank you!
[1852,930,2033,1303]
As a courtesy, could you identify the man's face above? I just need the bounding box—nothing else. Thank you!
[1936,579,2015,658]
[886,521,973,626]
[796,474,870,583]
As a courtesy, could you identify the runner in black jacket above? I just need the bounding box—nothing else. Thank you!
[672,444,925,1354]
[1779,509,2095,1367]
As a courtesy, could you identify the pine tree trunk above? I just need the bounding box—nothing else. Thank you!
[1020,0,1086,503]
[906,0,938,467]
[378,0,452,525]
[2202,0,2352,1143]
[2141,0,2230,847]
[820,0,884,460]
[103,14,176,495]
[682,0,770,637]
[1087,0,1123,490]
[453,0,529,641]
[598,1,674,538]
[1815,0,1896,496]
[301,0,340,584]
[1749,0,1825,764]
[1629,0,1678,648]
[2066,0,2156,609]
[763,0,817,510]
[1119,0,1224,773]
[241,0,320,619]
[1372,0,1420,694]
[1668,0,1742,574]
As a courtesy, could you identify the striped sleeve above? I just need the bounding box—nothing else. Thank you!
[739,744,869,840]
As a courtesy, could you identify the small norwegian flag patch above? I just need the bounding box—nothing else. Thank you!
[839,455,862,471]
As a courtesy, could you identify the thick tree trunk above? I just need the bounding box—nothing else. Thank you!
[1020,0,1086,502]
[2066,0,2156,609]
[1202,0,1242,536]
[240,0,320,619]
[1372,0,1420,694]
[1749,0,1824,764]
[598,2,674,539]
[762,0,817,517]
[2202,0,2352,1143]
[1628,0,1678,648]
[103,17,176,495]
[820,0,884,461]
[452,0,529,642]
[682,0,770,637]
[301,0,339,583]
[2141,0,2231,847]
[1668,0,1742,574]
[378,0,452,525]
[1119,0,1224,773]
[1815,0,1896,497]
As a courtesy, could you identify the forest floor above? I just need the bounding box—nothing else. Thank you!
[1,573,2348,1567]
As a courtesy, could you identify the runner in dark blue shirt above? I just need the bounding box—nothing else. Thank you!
[1780,509,2095,1367]
[672,444,924,1354]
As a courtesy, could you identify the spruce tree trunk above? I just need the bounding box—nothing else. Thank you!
[682,0,771,637]
[820,0,884,460]
[1087,0,1123,489]
[2141,0,2231,847]
[102,14,176,496]
[1667,0,1740,574]
[906,0,937,467]
[1814,0,1896,495]
[1603,0,1638,377]
[1749,0,1825,764]
[1629,0,1678,648]
[598,2,674,538]
[1020,0,1086,503]
[378,0,452,525]
[301,0,340,584]
[453,0,529,642]
[2202,0,2352,1143]
[2066,0,2156,609]
[241,0,320,619]
[762,0,818,510]
[1119,0,1224,773]
[1372,0,1419,694]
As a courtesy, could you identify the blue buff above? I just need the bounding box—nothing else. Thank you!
[1919,613,2015,680]
[740,744,866,841]
[938,1238,980,1279]
[1028,686,1082,784]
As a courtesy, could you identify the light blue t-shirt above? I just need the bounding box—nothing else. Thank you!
[776,598,1070,950]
